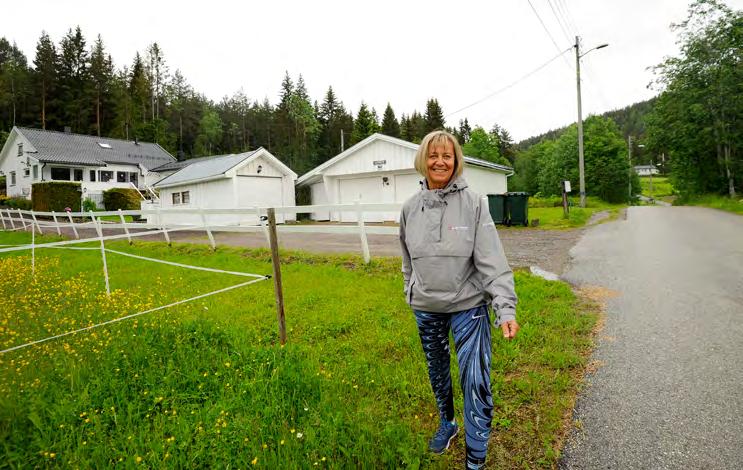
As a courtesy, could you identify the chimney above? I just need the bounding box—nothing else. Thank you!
[64,126,72,133]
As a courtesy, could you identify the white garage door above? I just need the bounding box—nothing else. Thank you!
[237,176,284,224]
[394,173,423,203]
[339,177,384,222]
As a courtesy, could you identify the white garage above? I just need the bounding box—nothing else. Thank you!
[153,148,296,226]
[297,133,513,222]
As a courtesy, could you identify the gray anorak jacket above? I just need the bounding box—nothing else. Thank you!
[399,176,517,325]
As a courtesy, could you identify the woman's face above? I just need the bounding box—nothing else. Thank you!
[426,139,455,189]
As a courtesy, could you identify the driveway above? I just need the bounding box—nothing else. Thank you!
[559,207,743,469]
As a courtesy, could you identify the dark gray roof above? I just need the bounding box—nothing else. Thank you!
[17,127,176,170]
[151,154,231,172]
[155,150,260,187]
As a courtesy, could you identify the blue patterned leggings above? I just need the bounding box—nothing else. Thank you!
[414,305,493,466]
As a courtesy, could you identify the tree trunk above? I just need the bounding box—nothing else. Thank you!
[96,87,101,137]
[41,82,46,130]
[724,145,736,198]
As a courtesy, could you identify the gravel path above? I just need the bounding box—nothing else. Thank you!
[559,206,743,469]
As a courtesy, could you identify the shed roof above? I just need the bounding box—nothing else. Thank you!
[154,148,297,188]
[296,133,512,186]
[12,127,176,170]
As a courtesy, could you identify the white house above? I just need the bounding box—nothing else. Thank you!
[0,126,175,206]
[152,148,297,226]
[296,133,513,222]
[634,165,660,176]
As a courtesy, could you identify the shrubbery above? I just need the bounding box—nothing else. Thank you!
[102,188,141,211]
[0,195,33,210]
[31,182,82,212]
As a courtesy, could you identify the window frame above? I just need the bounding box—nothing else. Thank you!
[116,171,127,183]
[90,170,96,182]
[32,165,38,180]
[10,171,16,186]
[23,167,30,178]
[181,191,190,204]
[99,171,113,182]
[172,192,181,205]
[51,167,71,181]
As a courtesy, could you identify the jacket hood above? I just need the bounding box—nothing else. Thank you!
[423,176,469,195]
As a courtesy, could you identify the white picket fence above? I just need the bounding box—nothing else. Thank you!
[0,202,403,263]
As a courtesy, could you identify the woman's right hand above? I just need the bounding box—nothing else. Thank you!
[500,320,519,340]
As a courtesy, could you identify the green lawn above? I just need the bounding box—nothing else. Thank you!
[0,231,599,468]
[682,194,743,215]
[638,176,674,199]
[506,197,625,230]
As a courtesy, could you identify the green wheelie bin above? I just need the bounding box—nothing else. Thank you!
[505,192,530,226]
[487,194,508,225]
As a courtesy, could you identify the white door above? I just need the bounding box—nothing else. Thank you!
[393,173,423,222]
[339,177,384,222]
[236,176,284,224]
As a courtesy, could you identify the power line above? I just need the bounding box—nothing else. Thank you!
[546,0,574,44]
[526,0,573,70]
[444,47,573,119]
[556,0,581,37]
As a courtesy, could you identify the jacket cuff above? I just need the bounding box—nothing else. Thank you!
[495,308,516,326]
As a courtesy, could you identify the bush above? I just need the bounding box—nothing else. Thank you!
[102,188,141,211]
[31,182,81,212]
[0,196,32,210]
[82,198,98,212]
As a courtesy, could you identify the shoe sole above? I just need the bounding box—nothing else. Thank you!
[431,427,459,455]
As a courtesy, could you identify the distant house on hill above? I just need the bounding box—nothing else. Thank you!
[634,165,659,176]
[0,126,176,206]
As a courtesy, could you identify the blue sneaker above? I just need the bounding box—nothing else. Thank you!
[429,419,458,454]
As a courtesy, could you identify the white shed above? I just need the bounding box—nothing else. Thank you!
[296,133,513,222]
[153,148,297,226]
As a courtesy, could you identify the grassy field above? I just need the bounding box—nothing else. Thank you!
[681,194,743,215]
[0,231,599,468]
[517,197,624,230]
[638,176,674,199]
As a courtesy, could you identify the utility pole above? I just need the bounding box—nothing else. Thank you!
[340,129,345,152]
[628,135,633,201]
[575,36,586,208]
[574,37,608,209]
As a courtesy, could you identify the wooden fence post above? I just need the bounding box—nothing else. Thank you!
[31,218,35,277]
[0,209,6,230]
[199,208,216,251]
[118,209,132,245]
[157,207,171,246]
[17,209,27,231]
[91,211,111,295]
[7,210,16,230]
[30,211,43,235]
[267,208,286,345]
[355,200,371,264]
[51,211,61,236]
[66,211,79,239]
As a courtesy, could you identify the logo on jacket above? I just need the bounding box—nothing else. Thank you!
[448,226,469,231]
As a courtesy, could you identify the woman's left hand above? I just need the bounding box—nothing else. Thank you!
[500,320,520,340]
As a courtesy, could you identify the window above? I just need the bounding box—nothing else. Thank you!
[129,172,138,186]
[90,170,96,182]
[172,192,181,205]
[117,171,127,183]
[10,171,16,186]
[17,143,23,156]
[100,171,113,182]
[74,169,83,181]
[32,165,38,180]
[181,191,190,204]
[97,142,112,149]
[51,167,71,181]
[23,167,30,178]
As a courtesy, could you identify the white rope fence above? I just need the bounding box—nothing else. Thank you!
[0,277,268,354]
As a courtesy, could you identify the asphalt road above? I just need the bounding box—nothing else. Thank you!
[559,206,743,469]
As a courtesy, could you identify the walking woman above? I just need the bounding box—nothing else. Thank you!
[399,130,519,469]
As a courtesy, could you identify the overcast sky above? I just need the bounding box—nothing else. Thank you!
[6,0,743,141]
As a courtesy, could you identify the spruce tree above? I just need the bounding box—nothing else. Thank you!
[424,98,445,133]
[32,31,57,130]
[57,26,90,132]
[351,102,379,144]
[380,103,400,138]
[89,35,114,136]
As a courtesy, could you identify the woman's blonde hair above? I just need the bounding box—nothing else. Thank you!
[414,130,465,180]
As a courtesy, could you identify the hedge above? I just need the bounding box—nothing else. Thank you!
[0,196,33,210]
[102,188,141,211]
[31,182,81,212]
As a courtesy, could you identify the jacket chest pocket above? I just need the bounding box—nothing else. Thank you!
[441,224,475,256]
